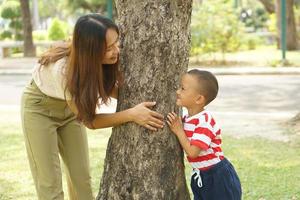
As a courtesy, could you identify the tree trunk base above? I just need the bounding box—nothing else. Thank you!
[287,113,300,135]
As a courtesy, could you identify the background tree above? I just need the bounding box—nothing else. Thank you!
[20,0,36,56]
[258,0,298,50]
[0,0,23,40]
[66,0,107,13]
[97,0,193,199]
[47,18,67,41]
[288,113,300,134]
[275,0,298,50]
[258,0,275,13]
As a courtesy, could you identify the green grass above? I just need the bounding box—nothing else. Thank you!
[189,46,300,67]
[0,110,299,200]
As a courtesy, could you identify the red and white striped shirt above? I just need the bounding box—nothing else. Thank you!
[183,110,224,170]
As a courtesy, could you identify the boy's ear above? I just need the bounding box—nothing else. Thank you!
[196,95,206,105]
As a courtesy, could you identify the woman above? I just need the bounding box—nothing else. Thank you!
[21,14,164,200]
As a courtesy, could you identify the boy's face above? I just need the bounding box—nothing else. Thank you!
[176,74,204,108]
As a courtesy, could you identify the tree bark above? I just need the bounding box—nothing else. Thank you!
[258,0,275,13]
[275,0,298,50]
[286,0,298,50]
[20,0,36,57]
[97,0,192,199]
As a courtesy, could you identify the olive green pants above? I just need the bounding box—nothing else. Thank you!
[21,80,93,200]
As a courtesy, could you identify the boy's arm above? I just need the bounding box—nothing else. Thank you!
[167,112,202,158]
[174,129,202,158]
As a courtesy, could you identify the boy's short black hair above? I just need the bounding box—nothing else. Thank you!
[187,69,219,105]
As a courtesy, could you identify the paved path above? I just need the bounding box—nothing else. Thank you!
[207,75,300,142]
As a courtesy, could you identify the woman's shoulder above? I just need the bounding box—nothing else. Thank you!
[54,57,68,67]
[38,41,71,67]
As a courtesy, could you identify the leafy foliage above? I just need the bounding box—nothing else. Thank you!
[66,0,106,13]
[240,7,269,31]
[0,0,23,40]
[32,30,48,41]
[0,30,12,40]
[191,0,245,57]
[47,18,67,41]
[0,0,21,19]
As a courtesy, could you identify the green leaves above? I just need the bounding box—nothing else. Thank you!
[1,0,21,19]
[191,0,245,57]
[48,18,68,41]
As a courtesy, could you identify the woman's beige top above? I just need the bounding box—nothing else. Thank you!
[32,57,72,100]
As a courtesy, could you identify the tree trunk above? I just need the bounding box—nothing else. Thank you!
[275,0,298,50]
[286,0,298,50]
[20,0,36,57]
[32,0,40,30]
[97,0,192,199]
[288,113,300,134]
[258,0,275,13]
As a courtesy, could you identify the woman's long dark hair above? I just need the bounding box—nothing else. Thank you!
[39,14,121,122]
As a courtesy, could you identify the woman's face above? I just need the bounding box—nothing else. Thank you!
[102,28,120,64]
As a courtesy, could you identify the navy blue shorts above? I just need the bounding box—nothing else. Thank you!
[191,158,242,200]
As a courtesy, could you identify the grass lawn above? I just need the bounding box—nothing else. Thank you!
[189,46,300,68]
[0,110,299,200]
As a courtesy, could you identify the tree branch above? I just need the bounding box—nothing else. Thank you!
[258,0,275,13]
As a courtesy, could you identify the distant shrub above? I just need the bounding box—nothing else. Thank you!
[241,7,269,31]
[0,30,12,40]
[1,1,21,19]
[191,0,246,57]
[241,34,264,50]
[48,18,66,41]
[33,30,48,41]
[267,13,277,33]
[0,0,23,40]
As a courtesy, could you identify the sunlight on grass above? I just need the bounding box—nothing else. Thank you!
[0,110,299,199]
[223,136,300,200]
[190,46,300,67]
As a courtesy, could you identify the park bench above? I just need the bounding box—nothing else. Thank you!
[0,41,55,58]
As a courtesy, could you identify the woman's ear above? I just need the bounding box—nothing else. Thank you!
[196,95,206,105]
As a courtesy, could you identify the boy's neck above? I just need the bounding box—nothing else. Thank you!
[187,106,205,117]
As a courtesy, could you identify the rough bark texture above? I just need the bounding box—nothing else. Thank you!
[97,0,192,199]
[275,0,298,50]
[20,0,36,57]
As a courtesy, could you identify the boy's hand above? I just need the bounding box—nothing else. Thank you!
[166,112,183,135]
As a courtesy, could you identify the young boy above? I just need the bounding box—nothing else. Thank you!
[167,69,242,200]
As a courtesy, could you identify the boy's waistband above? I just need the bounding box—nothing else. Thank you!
[194,158,231,177]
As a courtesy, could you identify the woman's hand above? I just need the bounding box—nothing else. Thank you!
[166,112,183,135]
[129,102,164,131]
[82,120,95,129]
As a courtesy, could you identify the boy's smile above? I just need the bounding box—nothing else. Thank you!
[176,74,206,116]
[176,74,202,107]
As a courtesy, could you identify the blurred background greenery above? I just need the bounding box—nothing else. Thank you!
[0,1,300,199]
[0,0,300,66]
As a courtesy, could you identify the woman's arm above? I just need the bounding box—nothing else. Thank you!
[67,100,164,131]
[91,102,164,130]
[109,82,118,99]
